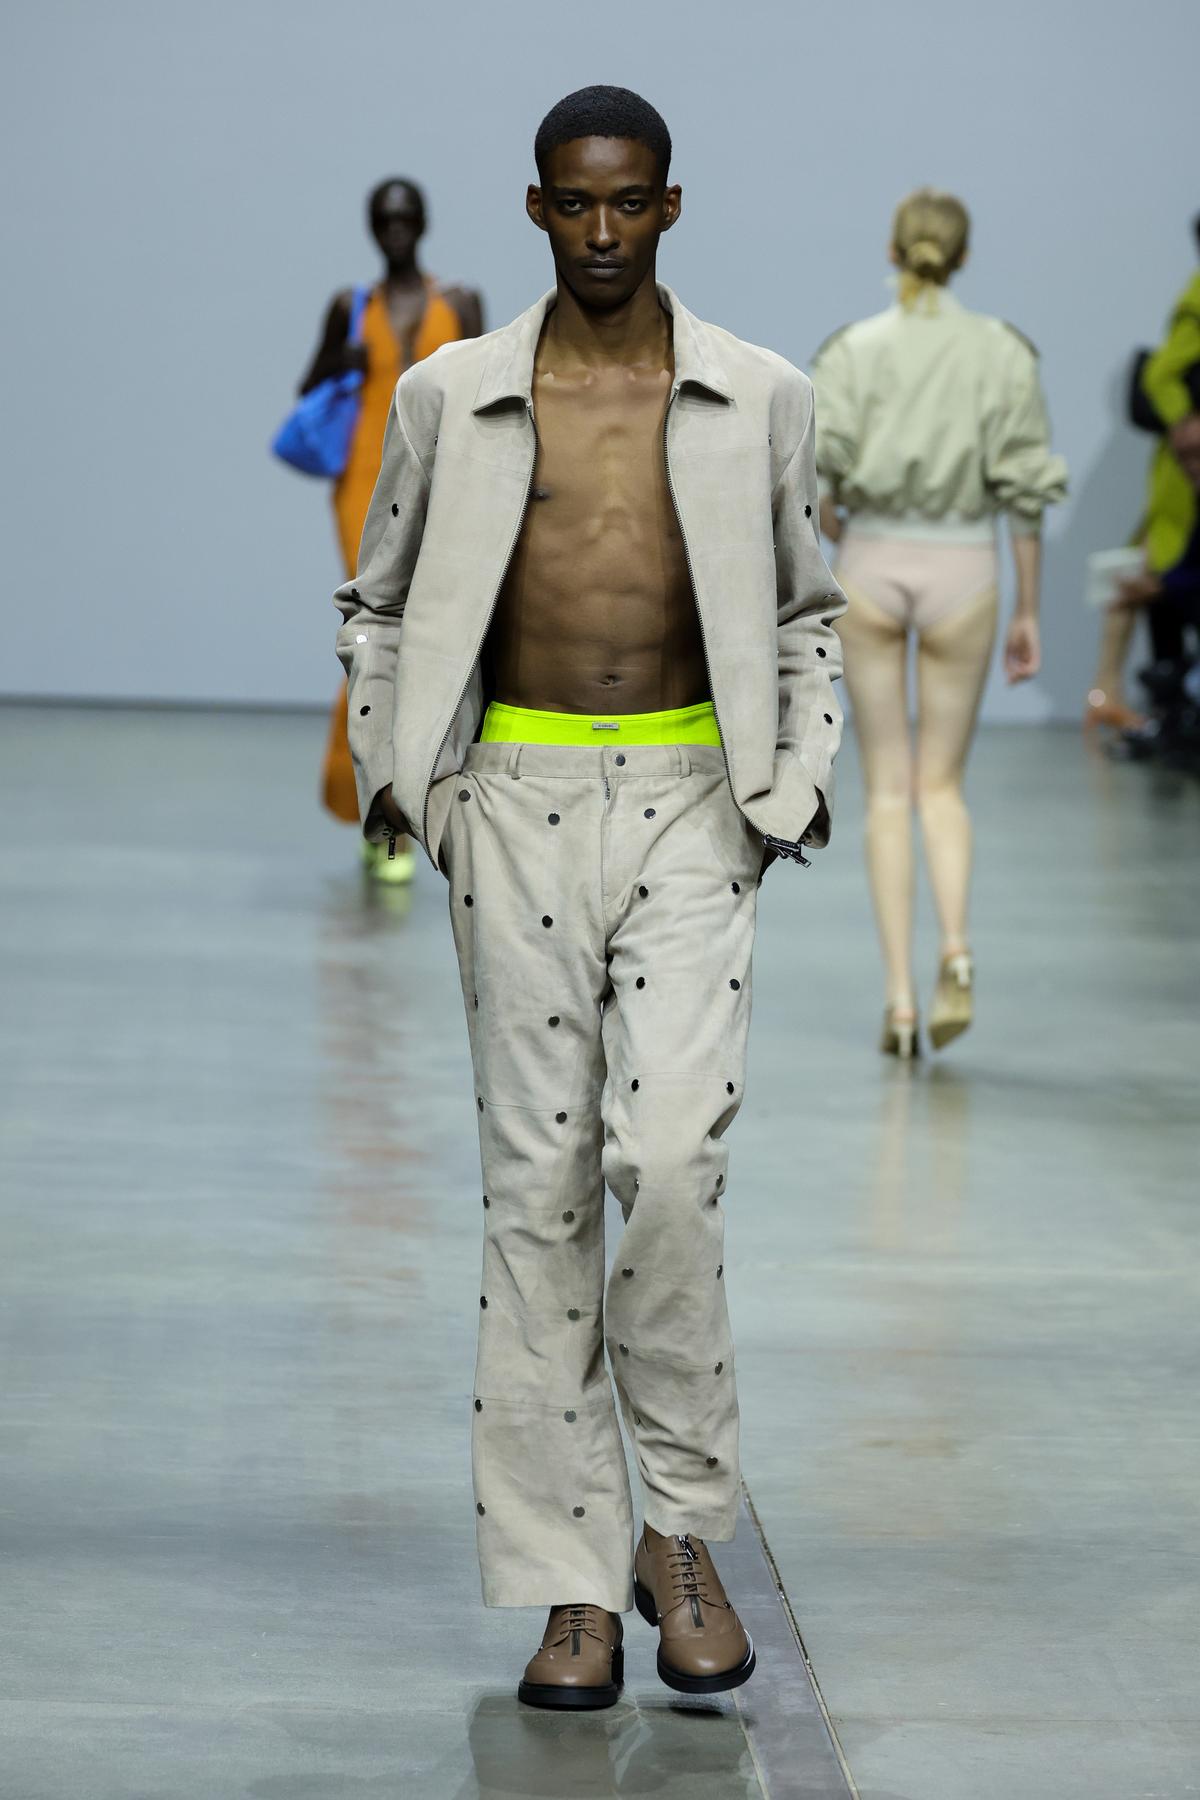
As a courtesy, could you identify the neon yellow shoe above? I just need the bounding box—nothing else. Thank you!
[361,838,416,886]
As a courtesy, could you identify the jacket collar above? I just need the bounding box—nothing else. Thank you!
[472,281,734,413]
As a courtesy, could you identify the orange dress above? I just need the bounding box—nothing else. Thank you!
[322,282,465,821]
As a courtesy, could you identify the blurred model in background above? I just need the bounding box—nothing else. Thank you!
[1085,219,1200,739]
[811,189,1066,1059]
[299,178,484,882]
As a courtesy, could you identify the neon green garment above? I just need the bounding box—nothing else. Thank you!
[1141,272,1200,573]
[479,700,721,748]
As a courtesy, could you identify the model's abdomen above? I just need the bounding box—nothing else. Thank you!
[486,391,709,714]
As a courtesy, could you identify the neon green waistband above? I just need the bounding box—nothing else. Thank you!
[480,700,721,747]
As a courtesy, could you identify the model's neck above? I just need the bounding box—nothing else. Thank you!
[544,270,670,370]
[383,256,424,287]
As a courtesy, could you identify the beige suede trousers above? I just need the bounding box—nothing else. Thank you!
[442,740,763,1612]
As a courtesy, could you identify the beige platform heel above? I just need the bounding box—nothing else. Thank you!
[929,953,973,1050]
[880,1007,920,1061]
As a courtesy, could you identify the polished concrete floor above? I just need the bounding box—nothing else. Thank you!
[1,703,1198,1800]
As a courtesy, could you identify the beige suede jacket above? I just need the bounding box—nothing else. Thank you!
[334,284,847,871]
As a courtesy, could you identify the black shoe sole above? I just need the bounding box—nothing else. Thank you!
[633,1577,758,1695]
[517,1646,624,1710]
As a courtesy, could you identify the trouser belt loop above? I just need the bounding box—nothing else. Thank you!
[506,743,523,780]
[675,745,692,777]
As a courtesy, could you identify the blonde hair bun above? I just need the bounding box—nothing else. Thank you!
[905,237,948,279]
[891,188,970,306]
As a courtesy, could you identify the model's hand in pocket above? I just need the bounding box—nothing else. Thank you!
[374,785,413,837]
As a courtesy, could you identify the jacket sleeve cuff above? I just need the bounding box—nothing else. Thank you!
[354,745,394,841]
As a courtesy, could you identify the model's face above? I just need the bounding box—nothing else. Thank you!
[371,185,424,262]
[527,137,680,309]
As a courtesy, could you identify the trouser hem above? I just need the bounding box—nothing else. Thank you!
[482,1578,636,1614]
[642,1504,739,1545]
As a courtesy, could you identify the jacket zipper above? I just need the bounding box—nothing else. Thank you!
[419,402,539,849]
[662,395,727,753]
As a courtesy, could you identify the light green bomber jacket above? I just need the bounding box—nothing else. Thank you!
[810,288,1067,535]
[334,284,847,871]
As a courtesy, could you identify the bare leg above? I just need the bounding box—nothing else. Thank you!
[1085,605,1145,730]
[837,585,915,1013]
[914,587,999,956]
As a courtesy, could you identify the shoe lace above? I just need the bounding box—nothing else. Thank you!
[551,1603,602,1644]
[667,1535,712,1607]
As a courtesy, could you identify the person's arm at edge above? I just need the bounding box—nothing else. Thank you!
[1142,293,1200,433]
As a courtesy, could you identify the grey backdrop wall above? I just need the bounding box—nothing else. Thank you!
[2,0,1194,720]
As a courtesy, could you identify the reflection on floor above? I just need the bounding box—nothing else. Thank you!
[1,705,1197,1800]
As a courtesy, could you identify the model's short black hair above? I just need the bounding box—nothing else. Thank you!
[534,86,672,183]
[368,177,427,234]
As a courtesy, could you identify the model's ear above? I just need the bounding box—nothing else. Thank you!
[526,184,547,232]
[661,184,682,233]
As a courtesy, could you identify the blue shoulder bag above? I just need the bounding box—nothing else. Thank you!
[271,286,369,477]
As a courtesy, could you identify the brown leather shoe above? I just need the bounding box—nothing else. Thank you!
[517,1604,624,1710]
[633,1525,755,1694]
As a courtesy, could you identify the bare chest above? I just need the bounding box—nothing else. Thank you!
[528,373,676,540]
[382,285,428,360]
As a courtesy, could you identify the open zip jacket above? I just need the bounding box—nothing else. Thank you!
[334,283,847,871]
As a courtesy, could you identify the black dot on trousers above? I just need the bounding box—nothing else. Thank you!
[359,704,370,716]
[638,885,648,898]
[730,978,740,990]
[644,808,656,819]
[548,813,560,825]
[477,1502,485,1515]
[542,915,553,928]
[635,976,645,990]
[464,894,473,907]
[474,1398,482,1411]
[726,1082,734,1095]
[556,1111,567,1123]
[391,503,399,516]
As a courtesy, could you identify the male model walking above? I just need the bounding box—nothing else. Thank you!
[335,86,846,1708]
